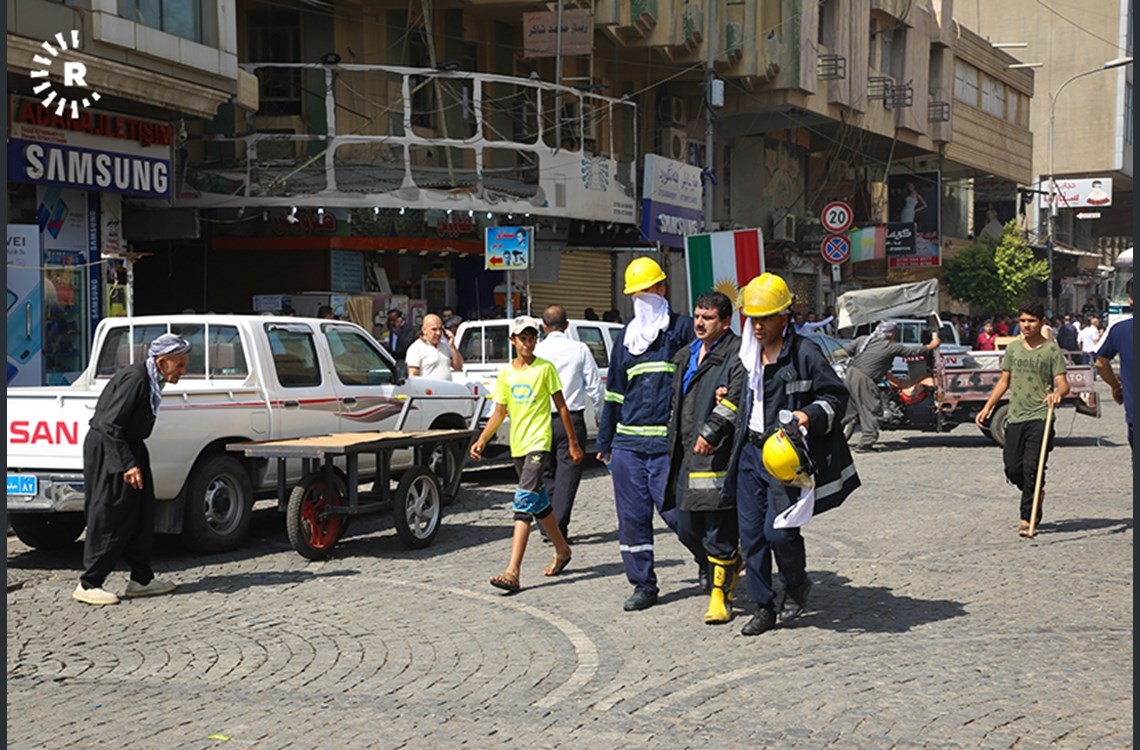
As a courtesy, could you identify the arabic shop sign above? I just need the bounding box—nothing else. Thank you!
[641,153,703,249]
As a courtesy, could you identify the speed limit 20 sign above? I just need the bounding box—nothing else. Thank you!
[821,201,853,233]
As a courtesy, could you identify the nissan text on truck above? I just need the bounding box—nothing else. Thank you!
[6,315,477,553]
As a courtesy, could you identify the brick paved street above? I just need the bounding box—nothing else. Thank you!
[7,382,1133,749]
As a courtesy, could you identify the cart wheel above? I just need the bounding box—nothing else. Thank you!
[392,467,441,549]
[286,473,349,560]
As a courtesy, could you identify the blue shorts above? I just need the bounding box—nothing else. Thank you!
[511,451,552,521]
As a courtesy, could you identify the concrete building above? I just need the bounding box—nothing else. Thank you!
[954,0,1133,313]
[7,0,1036,328]
[6,0,238,384]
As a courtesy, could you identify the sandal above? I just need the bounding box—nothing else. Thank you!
[1018,520,1032,538]
[544,551,572,577]
[490,571,520,593]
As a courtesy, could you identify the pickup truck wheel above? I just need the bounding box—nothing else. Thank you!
[9,513,85,550]
[984,404,1010,448]
[392,467,441,549]
[286,473,348,560]
[427,440,465,505]
[181,455,254,554]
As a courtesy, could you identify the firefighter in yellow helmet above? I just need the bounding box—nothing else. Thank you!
[597,256,705,612]
[721,273,861,635]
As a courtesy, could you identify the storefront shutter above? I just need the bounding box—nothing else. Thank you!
[528,251,614,318]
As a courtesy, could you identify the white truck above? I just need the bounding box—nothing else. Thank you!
[6,314,478,553]
[452,318,623,456]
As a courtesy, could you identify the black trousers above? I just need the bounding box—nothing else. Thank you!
[1003,418,1055,522]
[677,507,739,560]
[81,431,156,589]
[543,410,588,538]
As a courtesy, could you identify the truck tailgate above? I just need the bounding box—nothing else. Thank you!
[6,390,97,472]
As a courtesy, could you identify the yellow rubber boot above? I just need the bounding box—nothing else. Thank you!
[704,556,737,624]
[725,555,742,603]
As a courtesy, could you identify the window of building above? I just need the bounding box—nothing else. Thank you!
[818,0,836,48]
[248,10,302,117]
[981,75,1005,118]
[1006,90,1019,124]
[1126,83,1134,145]
[880,27,894,77]
[119,0,204,43]
[1129,0,1133,55]
[954,60,979,106]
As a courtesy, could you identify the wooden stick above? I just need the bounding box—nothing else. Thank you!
[1027,403,1055,538]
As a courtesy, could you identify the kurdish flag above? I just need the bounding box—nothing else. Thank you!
[849,225,886,262]
[685,228,765,331]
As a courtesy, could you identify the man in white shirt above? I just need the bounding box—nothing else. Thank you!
[1077,316,1101,365]
[534,305,604,541]
[406,314,464,380]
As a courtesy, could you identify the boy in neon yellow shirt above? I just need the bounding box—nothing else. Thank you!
[470,316,583,592]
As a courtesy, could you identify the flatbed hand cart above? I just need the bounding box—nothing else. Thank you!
[229,422,478,560]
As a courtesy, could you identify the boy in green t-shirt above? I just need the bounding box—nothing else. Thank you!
[470,316,584,591]
[976,303,1070,536]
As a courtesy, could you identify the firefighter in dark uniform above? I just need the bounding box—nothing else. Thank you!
[597,257,704,612]
[725,274,861,636]
[73,333,191,606]
[664,291,747,624]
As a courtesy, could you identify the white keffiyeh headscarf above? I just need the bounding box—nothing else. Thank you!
[146,334,191,415]
[622,292,671,356]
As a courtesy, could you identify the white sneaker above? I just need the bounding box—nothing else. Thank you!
[73,583,120,605]
[123,578,177,598]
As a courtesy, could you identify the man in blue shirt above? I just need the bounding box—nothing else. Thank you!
[1095,281,1133,461]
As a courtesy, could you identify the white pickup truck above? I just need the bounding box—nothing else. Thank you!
[6,314,478,553]
[452,318,622,455]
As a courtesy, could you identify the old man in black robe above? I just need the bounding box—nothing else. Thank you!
[73,333,191,605]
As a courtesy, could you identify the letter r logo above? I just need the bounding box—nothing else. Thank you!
[63,61,88,87]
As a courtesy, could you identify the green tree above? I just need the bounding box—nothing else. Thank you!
[993,220,1048,310]
[942,236,1003,312]
[942,220,1047,312]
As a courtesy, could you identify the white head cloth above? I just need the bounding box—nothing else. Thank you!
[622,292,671,356]
[146,334,191,415]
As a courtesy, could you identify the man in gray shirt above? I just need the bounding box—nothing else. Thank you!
[843,321,939,452]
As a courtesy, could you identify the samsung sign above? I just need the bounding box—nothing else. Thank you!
[9,140,170,198]
[641,154,703,249]
[8,97,173,198]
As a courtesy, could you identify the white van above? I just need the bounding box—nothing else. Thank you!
[453,318,623,455]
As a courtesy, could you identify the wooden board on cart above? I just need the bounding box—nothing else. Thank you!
[236,428,474,454]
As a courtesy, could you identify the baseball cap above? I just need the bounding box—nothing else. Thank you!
[509,315,541,336]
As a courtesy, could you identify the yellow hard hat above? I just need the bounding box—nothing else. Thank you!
[762,429,811,486]
[741,273,793,317]
[623,257,667,295]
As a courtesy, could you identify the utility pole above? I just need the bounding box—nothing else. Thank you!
[702,0,716,232]
[555,0,564,150]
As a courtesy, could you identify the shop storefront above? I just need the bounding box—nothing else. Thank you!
[6,98,172,385]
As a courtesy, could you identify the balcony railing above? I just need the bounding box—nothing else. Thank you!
[181,64,639,225]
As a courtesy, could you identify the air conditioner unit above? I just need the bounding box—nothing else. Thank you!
[656,127,687,161]
[772,213,796,242]
[656,95,686,127]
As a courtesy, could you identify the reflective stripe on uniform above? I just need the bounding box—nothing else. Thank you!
[615,423,669,437]
[712,403,737,421]
[814,462,857,500]
[785,379,813,394]
[605,390,625,403]
[627,361,678,378]
[719,399,738,413]
[810,399,836,432]
[619,543,654,553]
[688,471,727,490]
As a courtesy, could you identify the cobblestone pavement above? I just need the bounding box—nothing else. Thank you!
[7,382,1133,749]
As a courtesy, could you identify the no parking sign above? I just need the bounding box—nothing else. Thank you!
[821,233,850,264]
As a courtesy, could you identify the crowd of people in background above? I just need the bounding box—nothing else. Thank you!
[935,309,1110,363]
